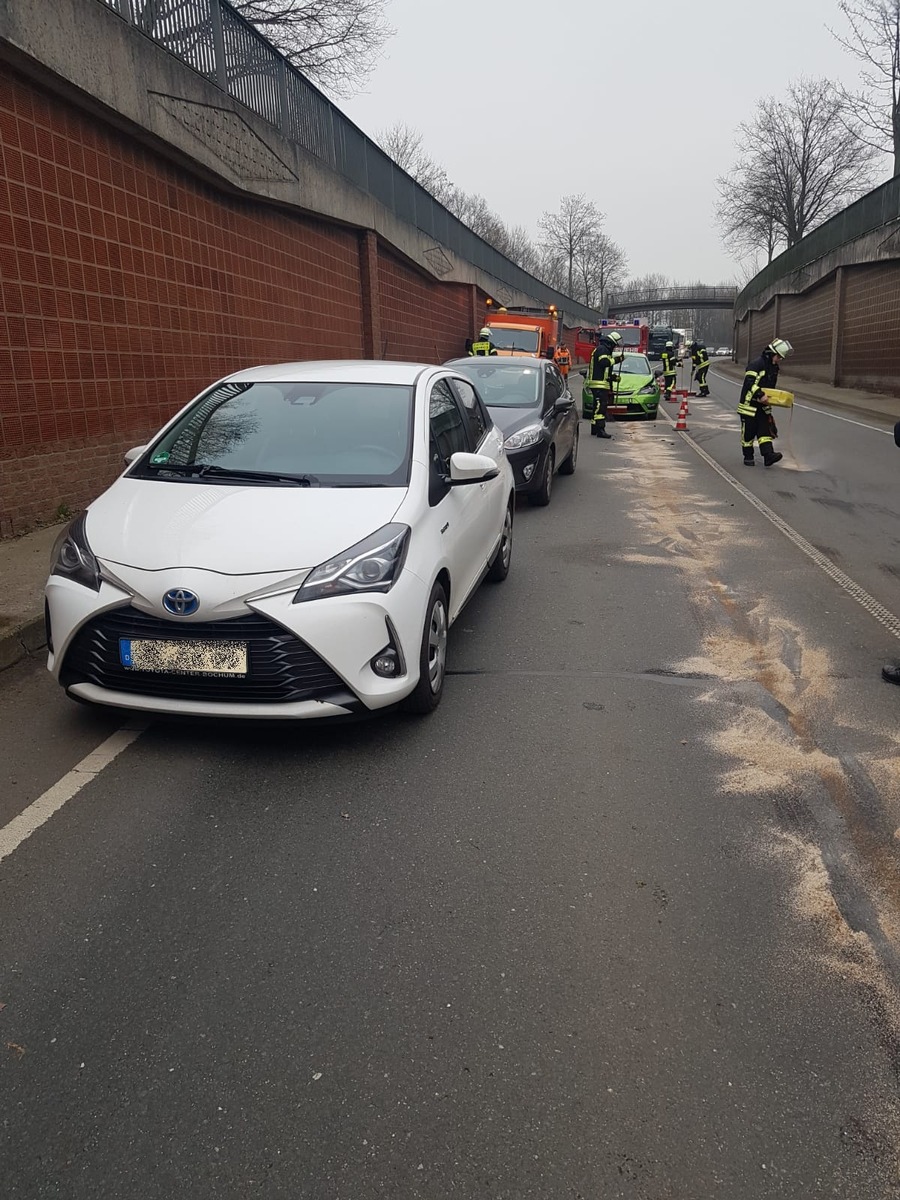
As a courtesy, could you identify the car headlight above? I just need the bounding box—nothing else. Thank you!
[50,512,101,591]
[293,523,410,604]
[503,424,543,450]
[638,383,658,395]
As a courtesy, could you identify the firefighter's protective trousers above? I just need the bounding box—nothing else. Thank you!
[695,363,709,392]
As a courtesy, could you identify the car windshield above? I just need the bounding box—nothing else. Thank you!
[453,362,542,407]
[132,380,414,487]
[616,355,652,375]
[606,327,643,347]
[487,327,540,353]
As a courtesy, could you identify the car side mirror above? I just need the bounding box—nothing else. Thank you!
[447,451,500,485]
[653,368,663,379]
[554,395,574,412]
[124,445,147,465]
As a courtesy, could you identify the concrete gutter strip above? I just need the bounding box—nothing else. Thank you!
[0,616,47,672]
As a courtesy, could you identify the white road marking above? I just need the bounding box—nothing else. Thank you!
[658,408,900,642]
[709,370,893,435]
[0,722,147,865]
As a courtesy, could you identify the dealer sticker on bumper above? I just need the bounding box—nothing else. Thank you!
[119,638,248,677]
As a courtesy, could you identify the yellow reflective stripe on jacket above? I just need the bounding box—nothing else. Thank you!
[470,340,493,355]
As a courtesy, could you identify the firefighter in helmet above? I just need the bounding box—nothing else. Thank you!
[469,327,498,356]
[660,341,678,401]
[689,340,711,396]
[737,337,793,466]
[585,329,622,438]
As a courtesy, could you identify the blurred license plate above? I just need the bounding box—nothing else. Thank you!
[119,638,248,677]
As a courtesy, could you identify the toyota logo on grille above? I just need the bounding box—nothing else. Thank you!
[163,588,200,616]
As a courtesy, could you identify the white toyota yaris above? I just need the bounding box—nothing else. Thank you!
[45,362,515,719]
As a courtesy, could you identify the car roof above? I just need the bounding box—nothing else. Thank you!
[446,356,548,367]
[223,361,437,385]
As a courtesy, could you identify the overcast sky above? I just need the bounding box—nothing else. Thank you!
[343,0,887,286]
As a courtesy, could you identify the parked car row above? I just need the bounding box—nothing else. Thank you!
[45,357,580,723]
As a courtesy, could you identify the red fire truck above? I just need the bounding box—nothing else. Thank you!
[572,319,649,365]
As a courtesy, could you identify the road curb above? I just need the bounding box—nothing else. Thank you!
[0,613,47,673]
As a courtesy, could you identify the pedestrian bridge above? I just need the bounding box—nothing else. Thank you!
[606,287,738,316]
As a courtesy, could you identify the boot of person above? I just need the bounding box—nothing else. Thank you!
[743,451,755,466]
[883,665,900,685]
[595,424,612,439]
[762,447,783,467]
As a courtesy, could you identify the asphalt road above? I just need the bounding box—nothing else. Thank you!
[3,369,900,1198]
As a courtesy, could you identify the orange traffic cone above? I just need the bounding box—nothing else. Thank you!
[675,400,688,431]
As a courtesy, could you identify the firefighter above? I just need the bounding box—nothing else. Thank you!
[585,329,622,438]
[469,326,498,356]
[554,342,572,378]
[689,340,711,396]
[660,341,677,401]
[737,337,793,466]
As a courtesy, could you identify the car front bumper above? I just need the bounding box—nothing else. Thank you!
[506,443,549,492]
[607,391,660,418]
[46,566,430,718]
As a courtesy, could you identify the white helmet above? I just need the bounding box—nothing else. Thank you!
[606,330,623,345]
[768,338,793,357]
[666,340,674,348]
[479,326,492,339]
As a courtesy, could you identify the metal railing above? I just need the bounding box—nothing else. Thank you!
[607,286,738,312]
[735,174,900,314]
[94,0,599,322]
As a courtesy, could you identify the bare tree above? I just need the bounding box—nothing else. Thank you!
[375,123,452,200]
[232,0,393,96]
[538,195,604,297]
[715,77,877,260]
[830,0,900,175]
[574,233,628,310]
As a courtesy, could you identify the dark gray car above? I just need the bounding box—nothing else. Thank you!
[445,357,578,507]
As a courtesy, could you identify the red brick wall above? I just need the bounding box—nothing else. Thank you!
[0,68,482,535]
[377,249,475,363]
[840,263,900,391]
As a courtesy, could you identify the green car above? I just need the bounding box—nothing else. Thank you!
[581,353,661,421]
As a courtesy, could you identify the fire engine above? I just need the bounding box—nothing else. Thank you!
[571,319,649,365]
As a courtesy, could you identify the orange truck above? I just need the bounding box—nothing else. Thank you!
[483,304,561,358]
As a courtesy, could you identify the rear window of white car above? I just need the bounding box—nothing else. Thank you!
[136,381,414,487]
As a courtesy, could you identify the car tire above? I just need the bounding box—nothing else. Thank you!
[402,581,449,715]
[487,499,514,583]
[528,448,554,507]
[559,426,578,475]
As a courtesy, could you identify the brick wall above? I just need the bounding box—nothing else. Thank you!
[840,263,900,391]
[735,260,900,395]
[0,68,482,535]
[377,250,476,364]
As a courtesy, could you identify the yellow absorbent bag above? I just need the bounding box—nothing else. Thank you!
[763,389,794,408]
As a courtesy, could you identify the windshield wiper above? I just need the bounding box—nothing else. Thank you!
[147,463,318,486]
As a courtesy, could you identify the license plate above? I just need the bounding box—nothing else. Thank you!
[119,638,248,677]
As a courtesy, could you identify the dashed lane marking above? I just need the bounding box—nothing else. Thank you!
[0,721,147,865]
[659,406,900,642]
